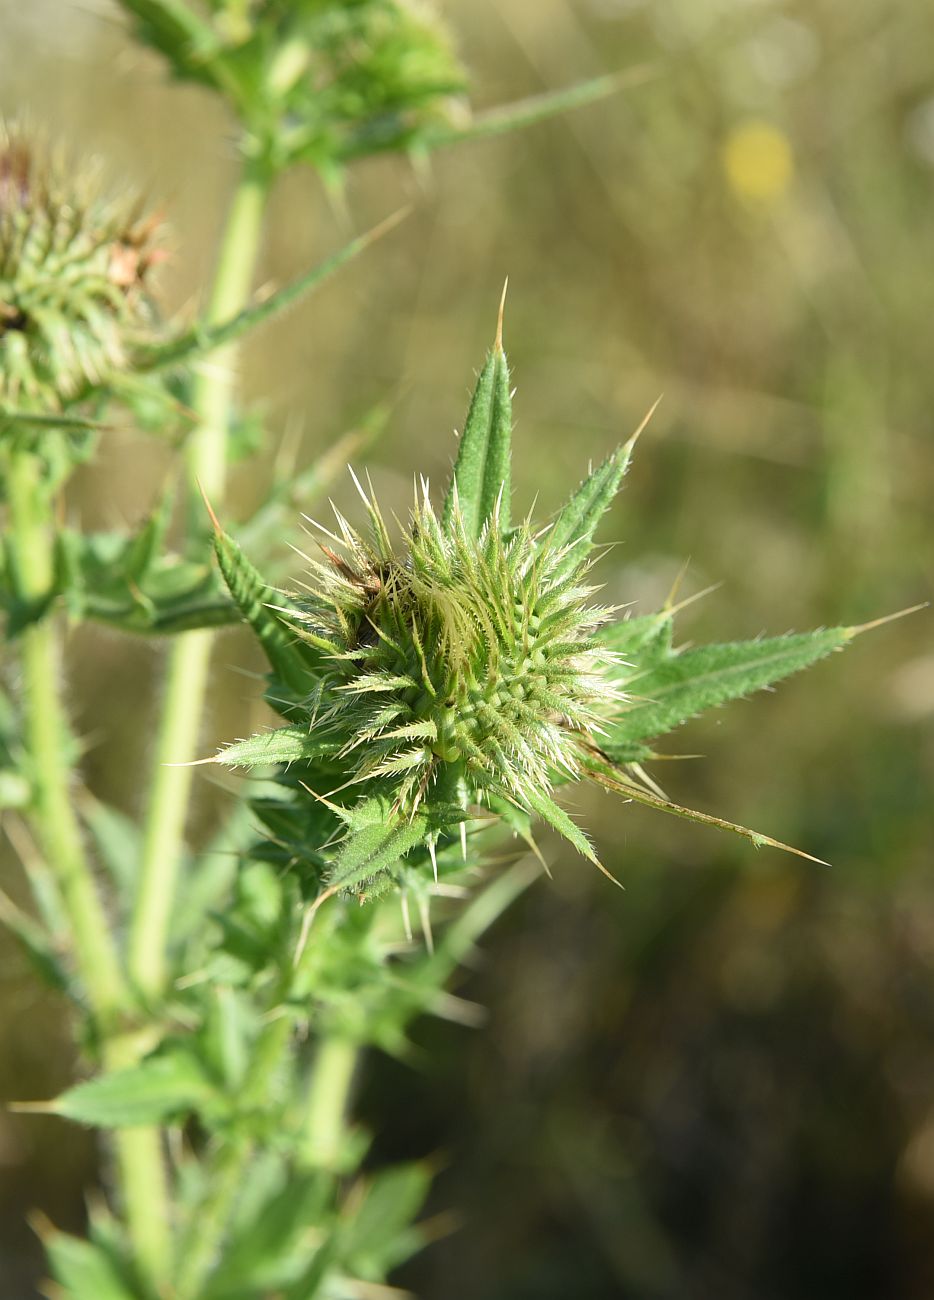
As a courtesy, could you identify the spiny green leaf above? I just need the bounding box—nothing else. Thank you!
[113,0,230,93]
[522,786,616,883]
[203,1170,329,1296]
[138,210,409,373]
[606,627,852,751]
[41,1229,138,1300]
[588,765,828,865]
[0,408,104,431]
[443,293,512,538]
[599,609,673,661]
[211,726,338,770]
[213,527,319,696]
[547,447,630,580]
[330,806,428,893]
[59,527,236,635]
[0,890,68,992]
[342,1162,433,1277]
[419,67,652,150]
[123,482,174,583]
[547,399,658,580]
[80,797,141,903]
[36,1053,220,1128]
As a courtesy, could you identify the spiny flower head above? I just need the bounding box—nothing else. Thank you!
[214,304,855,902]
[0,123,161,410]
[286,473,622,822]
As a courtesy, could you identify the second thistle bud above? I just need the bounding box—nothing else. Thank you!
[0,124,161,412]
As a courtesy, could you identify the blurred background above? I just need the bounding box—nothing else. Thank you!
[1,0,933,1296]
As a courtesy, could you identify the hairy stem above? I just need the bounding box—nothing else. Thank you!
[5,449,122,1020]
[305,1035,358,1170]
[5,447,171,1281]
[128,161,270,1002]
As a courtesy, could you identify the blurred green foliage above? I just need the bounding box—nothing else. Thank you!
[0,0,932,1296]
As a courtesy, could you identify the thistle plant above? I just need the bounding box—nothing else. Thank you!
[0,4,916,1299]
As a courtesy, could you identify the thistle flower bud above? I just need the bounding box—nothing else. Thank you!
[0,124,161,411]
[287,478,622,827]
[216,318,846,901]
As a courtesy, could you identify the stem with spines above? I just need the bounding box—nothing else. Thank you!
[5,445,170,1282]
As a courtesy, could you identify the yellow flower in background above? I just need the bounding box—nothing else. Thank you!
[722,120,794,202]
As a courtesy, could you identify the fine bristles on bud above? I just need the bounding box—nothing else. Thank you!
[0,122,162,410]
[283,477,622,837]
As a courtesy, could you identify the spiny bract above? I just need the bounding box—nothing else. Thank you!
[0,123,160,410]
[286,476,621,823]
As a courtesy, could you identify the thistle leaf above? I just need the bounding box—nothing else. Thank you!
[420,68,652,149]
[522,786,621,887]
[0,889,68,992]
[599,610,673,662]
[41,1229,138,1300]
[329,802,428,894]
[588,765,828,865]
[443,291,512,538]
[547,398,658,580]
[606,627,851,752]
[547,445,631,580]
[31,1053,220,1129]
[59,527,235,635]
[80,797,142,903]
[139,210,409,373]
[212,727,337,770]
[213,527,320,696]
[113,0,231,94]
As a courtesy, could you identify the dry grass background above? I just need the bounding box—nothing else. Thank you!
[1,1,933,1296]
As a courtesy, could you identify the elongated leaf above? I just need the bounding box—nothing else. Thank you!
[114,0,231,92]
[342,1162,433,1278]
[41,1053,219,1129]
[139,210,409,373]
[0,408,103,431]
[60,527,236,635]
[203,1170,329,1296]
[81,797,141,902]
[443,317,512,538]
[599,609,673,662]
[547,399,657,581]
[214,528,320,697]
[123,482,174,582]
[420,68,651,149]
[546,445,631,580]
[330,803,428,893]
[606,627,852,751]
[588,765,828,865]
[0,890,68,992]
[523,785,613,880]
[212,726,337,769]
[42,1229,138,1300]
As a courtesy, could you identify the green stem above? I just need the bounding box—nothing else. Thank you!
[6,450,123,1021]
[5,448,171,1282]
[304,1036,358,1171]
[128,161,270,1002]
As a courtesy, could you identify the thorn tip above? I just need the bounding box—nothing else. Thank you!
[495,277,509,353]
